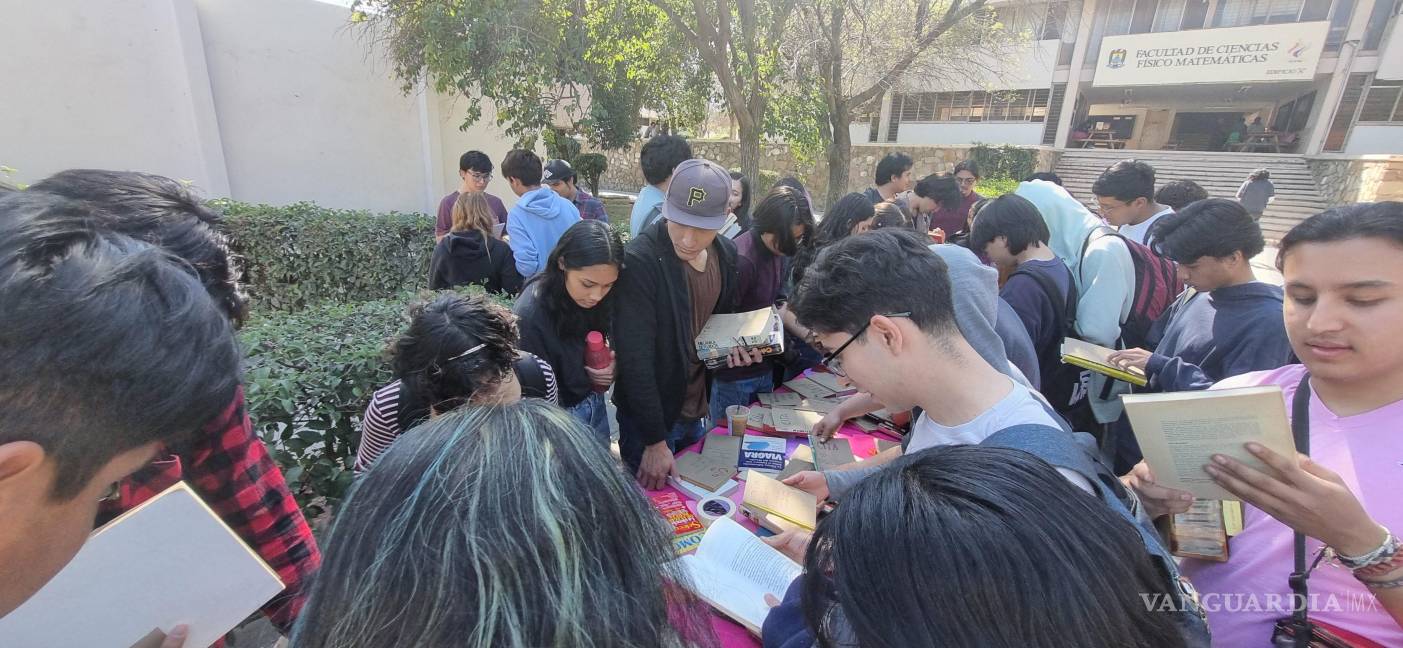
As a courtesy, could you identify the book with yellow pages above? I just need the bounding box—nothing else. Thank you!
[742,470,817,531]
[1123,386,1295,501]
[676,516,802,635]
[0,482,285,648]
[1060,337,1148,386]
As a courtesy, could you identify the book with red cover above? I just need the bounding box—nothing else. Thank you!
[650,491,705,555]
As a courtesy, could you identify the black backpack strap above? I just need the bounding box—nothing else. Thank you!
[1286,373,1314,645]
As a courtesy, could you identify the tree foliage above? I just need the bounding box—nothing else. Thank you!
[353,0,709,150]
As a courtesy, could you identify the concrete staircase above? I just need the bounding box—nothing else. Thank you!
[1053,150,1329,243]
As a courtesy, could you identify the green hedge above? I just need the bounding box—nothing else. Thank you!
[240,287,514,518]
[217,200,435,312]
[968,143,1038,184]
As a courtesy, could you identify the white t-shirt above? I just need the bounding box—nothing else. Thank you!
[1118,206,1174,247]
[906,378,1094,493]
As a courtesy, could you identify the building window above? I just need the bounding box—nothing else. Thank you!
[1327,0,1357,52]
[1324,73,1370,151]
[888,90,1053,126]
[1363,0,1401,51]
[1359,82,1403,122]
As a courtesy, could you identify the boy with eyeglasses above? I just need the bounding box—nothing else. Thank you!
[435,150,510,241]
[781,229,1085,502]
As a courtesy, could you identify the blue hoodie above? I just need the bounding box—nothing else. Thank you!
[506,186,582,276]
[1015,180,1136,423]
[1145,282,1291,392]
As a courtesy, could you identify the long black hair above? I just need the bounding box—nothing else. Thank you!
[914,173,963,212]
[391,293,519,432]
[791,192,873,286]
[750,186,814,256]
[525,219,625,341]
[802,445,1186,648]
[729,170,752,231]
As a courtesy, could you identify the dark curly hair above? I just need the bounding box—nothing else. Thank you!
[392,293,519,431]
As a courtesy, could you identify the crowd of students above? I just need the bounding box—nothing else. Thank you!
[1,134,1400,647]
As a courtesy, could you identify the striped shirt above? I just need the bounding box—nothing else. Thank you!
[354,353,558,472]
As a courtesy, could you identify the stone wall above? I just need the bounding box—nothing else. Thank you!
[1306,155,1403,206]
[593,139,1059,210]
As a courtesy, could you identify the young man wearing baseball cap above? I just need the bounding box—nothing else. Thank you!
[543,159,608,222]
[612,158,762,488]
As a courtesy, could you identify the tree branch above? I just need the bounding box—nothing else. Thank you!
[849,0,987,109]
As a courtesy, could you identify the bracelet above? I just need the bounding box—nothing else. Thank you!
[1330,527,1397,570]
[1361,573,1403,590]
[1354,551,1403,580]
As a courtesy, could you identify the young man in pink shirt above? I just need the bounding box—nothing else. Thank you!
[1125,202,1403,644]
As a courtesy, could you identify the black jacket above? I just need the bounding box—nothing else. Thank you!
[513,282,594,409]
[429,230,523,295]
[612,218,738,445]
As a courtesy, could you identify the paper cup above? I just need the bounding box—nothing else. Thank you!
[726,405,750,436]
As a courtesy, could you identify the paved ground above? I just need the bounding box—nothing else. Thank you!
[1253,245,1283,287]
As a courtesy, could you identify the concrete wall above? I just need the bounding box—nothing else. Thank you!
[0,0,516,214]
[895,123,1045,146]
[0,0,228,193]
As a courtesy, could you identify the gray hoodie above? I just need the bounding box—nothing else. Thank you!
[822,244,1048,498]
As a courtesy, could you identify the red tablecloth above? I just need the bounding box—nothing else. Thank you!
[645,404,900,647]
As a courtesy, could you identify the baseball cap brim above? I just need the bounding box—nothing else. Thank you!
[661,200,726,231]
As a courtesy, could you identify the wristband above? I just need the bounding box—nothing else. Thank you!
[1330,527,1397,570]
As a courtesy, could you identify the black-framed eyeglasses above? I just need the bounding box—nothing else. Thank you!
[820,312,911,377]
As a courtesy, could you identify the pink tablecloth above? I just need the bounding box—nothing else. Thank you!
[645,412,900,647]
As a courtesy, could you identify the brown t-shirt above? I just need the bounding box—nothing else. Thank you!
[680,249,722,419]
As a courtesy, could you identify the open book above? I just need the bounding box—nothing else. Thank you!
[1123,386,1295,501]
[677,516,803,635]
[1061,338,1148,386]
[0,482,284,648]
[742,470,817,530]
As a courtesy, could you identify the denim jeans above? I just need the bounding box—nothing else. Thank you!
[567,390,611,446]
[617,409,708,472]
[708,374,776,428]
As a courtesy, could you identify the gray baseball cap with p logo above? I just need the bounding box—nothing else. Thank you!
[662,158,731,231]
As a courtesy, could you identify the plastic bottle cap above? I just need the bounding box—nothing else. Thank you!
[586,331,604,348]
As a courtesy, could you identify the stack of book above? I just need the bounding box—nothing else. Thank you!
[695,307,786,370]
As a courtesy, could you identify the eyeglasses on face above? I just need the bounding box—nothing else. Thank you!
[820,312,912,377]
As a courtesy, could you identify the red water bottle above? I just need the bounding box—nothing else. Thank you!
[585,331,613,393]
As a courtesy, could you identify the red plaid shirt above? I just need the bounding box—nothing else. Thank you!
[98,386,321,634]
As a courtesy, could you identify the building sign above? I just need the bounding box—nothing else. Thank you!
[1093,22,1329,87]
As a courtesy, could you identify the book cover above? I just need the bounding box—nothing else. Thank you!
[757,392,802,407]
[0,482,284,648]
[809,436,855,471]
[701,434,743,467]
[782,376,835,401]
[1061,337,1148,386]
[675,452,739,492]
[742,471,817,531]
[802,371,856,396]
[650,492,705,555]
[669,475,741,500]
[745,406,775,432]
[770,407,824,437]
[738,434,787,474]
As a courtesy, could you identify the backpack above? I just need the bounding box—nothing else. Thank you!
[1007,265,1097,433]
[1078,226,1183,350]
[982,424,1211,647]
[640,201,664,231]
